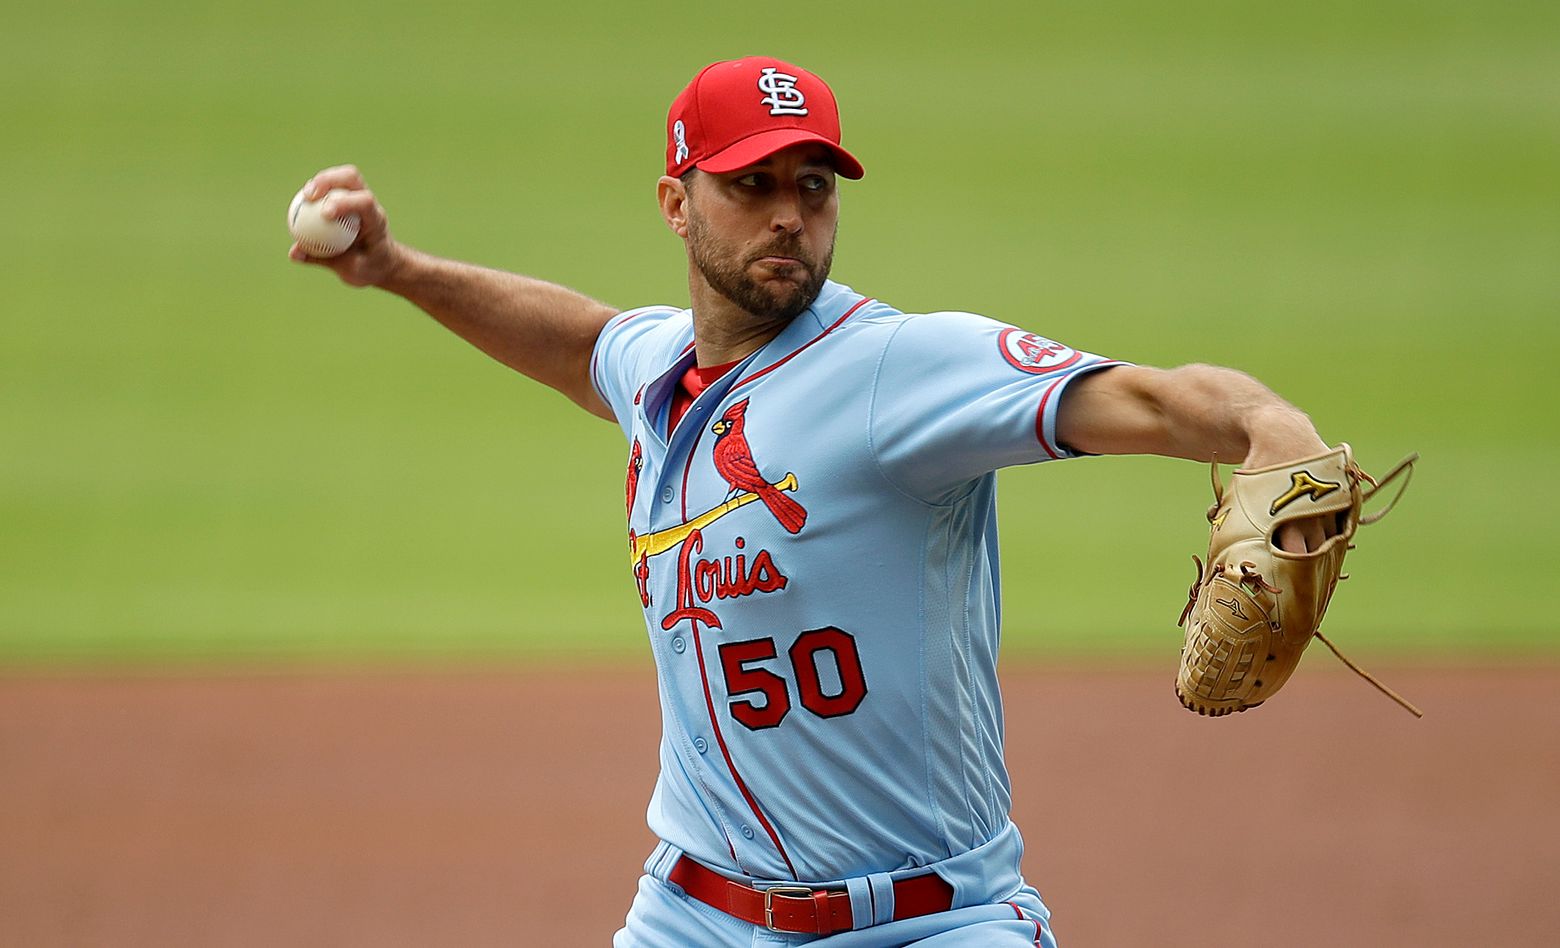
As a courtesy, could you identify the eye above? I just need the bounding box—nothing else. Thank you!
[736,173,763,187]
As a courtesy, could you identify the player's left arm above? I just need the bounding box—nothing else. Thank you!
[1056,364,1330,550]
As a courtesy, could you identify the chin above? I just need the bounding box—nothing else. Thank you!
[763,284,814,318]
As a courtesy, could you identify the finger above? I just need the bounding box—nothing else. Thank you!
[302,164,366,200]
[287,241,341,267]
[1275,516,1329,554]
[1303,518,1326,551]
[334,194,390,250]
[1276,522,1307,554]
[320,188,378,222]
[288,241,332,264]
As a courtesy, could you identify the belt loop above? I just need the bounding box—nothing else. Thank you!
[844,876,872,930]
[645,841,683,884]
[867,872,896,925]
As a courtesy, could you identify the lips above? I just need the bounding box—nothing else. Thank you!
[750,246,811,271]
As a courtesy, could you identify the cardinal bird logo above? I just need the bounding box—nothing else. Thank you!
[710,399,807,534]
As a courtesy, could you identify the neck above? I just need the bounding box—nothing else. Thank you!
[686,271,798,368]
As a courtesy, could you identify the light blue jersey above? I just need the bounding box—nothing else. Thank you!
[592,280,1122,899]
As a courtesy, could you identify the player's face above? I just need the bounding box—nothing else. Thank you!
[684,145,839,322]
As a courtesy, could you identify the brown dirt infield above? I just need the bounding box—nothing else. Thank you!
[1,664,1554,946]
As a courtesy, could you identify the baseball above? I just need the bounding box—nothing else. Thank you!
[287,187,360,258]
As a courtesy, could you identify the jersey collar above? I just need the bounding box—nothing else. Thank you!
[638,280,871,441]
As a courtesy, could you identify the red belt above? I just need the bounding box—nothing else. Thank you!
[667,855,954,935]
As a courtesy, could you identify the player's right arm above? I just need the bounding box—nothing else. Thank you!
[288,165,617,421]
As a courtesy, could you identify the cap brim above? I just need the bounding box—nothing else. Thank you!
[696,128,865,180]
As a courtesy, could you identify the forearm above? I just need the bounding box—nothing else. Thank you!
[288,166,618,419]
[380,248,618,418]
[1060,363,1327,468]
[1145,364,1322,466]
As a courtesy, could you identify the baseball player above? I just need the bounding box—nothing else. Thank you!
[292,56,1336,946]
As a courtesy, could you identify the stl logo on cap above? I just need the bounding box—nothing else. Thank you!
[757,67,808,116]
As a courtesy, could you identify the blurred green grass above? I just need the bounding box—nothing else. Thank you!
[3,1,1555,663]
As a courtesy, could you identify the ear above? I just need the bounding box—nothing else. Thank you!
[657,175,689,238]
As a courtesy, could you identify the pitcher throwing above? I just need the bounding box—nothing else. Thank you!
[291,56,1405,946]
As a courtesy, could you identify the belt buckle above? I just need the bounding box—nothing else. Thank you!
[762,885,818,933]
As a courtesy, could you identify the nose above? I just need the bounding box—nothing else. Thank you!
[769,186,804,235]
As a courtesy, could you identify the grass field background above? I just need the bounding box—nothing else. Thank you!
[3,1,1555,664]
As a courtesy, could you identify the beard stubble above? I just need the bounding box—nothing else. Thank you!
[686,209,835,323]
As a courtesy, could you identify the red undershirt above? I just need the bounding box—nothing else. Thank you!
[668,359,740,433]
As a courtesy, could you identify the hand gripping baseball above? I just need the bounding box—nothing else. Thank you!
[1175,444,1422,717]
[287,165,403,287]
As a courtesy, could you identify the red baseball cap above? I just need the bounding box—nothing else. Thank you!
[666,57,865,180]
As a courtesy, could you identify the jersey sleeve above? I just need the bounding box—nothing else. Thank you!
[867,311,1127,501]
[590,305,683,433]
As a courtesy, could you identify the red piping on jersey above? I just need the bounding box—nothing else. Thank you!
[662,296,875,881]
[691,623,799,878]
[679,418,707,523]
[1033,360,1124,459]
[1006,900,1044,945]
[1034,380,1063,459]
[731,297,875,392]
[591,307,663,402]
[677,420,796,876]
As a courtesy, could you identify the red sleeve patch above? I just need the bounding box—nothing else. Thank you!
[999,327,1081,375]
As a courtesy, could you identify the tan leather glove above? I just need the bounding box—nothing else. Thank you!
[1176,444,1421,717]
